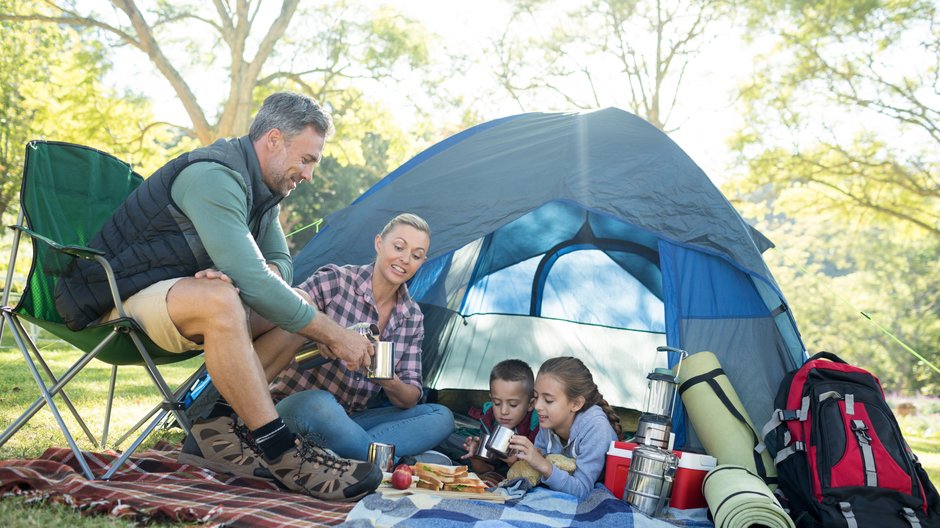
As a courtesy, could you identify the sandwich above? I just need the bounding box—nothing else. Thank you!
[415,472,445,491]
[412,463,489,493]
[413,462,468,483]
[443,473,488,493]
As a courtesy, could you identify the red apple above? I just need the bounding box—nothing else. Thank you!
[394,463,414,475]
[391,468,413,490]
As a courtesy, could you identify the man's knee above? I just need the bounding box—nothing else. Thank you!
[169,278,246,331]
[201,280,244,312]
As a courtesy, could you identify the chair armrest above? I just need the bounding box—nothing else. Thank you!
[9,225,128,318]
[9,225,105,260]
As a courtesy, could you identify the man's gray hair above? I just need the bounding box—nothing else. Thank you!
[248,92,334,142]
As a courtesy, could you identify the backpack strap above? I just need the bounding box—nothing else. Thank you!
[901,507,922,528]
[679,367,775,484]
[759,395,810,453]
[839,502,858,528]
[851,420,878,486]
[808,351,848,364]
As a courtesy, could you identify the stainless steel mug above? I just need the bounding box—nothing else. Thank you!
[473,432,496,460]
[368,442,395,472]
[368,341,394,380]
[485,424,514,457]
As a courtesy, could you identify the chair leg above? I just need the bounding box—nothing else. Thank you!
[2,315,96,480]
[101,334,205,478]
[101,364,118,448]
[4,312,99,446]
[101,406,172,481]
[111,363,205,448]
[110,398,164,448]
[0,209,24,344]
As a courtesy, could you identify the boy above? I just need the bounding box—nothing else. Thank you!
[462,359,539,483]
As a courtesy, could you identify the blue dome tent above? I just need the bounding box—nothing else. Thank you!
[293,107,806,447]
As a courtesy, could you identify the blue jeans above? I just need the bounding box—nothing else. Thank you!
[275,389,455,462]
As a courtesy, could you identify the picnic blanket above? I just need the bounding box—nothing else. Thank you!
[0,442,716,527]
[343,485,714,527]
[0,442,353,527]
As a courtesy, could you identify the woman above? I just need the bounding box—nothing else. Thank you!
[268,213,454,462]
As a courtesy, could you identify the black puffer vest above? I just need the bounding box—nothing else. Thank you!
[54,136,283,330]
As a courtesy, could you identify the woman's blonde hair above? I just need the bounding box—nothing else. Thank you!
[379,213,430,239]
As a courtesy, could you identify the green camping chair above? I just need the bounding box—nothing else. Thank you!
[0,140,204,480]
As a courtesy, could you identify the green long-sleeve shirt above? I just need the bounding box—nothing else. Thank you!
[170,161,315,332]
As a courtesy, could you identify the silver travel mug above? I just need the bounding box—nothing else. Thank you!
[368,442,395,472]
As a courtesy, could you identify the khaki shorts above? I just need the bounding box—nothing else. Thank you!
[103,278,201,353]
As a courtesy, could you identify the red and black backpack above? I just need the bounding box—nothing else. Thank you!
[762,352,940,527]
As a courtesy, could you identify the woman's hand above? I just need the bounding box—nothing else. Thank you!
[509,434,551,478]
[461,436,481,460]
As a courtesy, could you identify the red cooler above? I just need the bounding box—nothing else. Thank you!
[604,441,716,510]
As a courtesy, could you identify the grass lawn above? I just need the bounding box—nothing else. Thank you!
[0,334,200,527]
[0,338,938,526]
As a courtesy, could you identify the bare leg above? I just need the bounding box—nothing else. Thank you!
[166,277,276,430]
[251,287,313,382]
[254,325,307,382]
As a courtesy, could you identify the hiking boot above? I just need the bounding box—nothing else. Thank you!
[264,436,382,502]
[178,415,271,480]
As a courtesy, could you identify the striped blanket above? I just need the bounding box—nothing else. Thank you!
[345,485,714,527]
[0,442,352,527]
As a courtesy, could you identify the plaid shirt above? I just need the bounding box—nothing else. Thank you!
[269,263,424,413]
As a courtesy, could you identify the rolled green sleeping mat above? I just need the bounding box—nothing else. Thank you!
[677,351,777,488]
[703,464,794,528]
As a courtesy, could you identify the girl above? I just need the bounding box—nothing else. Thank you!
[508,356,622,499]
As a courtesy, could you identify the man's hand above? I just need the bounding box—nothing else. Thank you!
[325,327,373,371]
[195,268,233,282]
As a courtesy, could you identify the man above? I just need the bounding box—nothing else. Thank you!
[55,92,382,501]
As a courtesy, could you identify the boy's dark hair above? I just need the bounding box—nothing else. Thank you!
[490,359,535,397]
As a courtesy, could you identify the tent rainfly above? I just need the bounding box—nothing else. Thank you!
[293,107,806,448]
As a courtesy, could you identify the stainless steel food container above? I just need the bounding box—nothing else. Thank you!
[623,444,678,517]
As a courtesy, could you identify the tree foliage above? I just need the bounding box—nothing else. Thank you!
[729,0,940,393]
[1,0,432,143]
[731,0,939,238]
[738,197,940,395]
[490,0,733,130]
[1,0,437,244]
[0,0,191,218]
